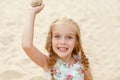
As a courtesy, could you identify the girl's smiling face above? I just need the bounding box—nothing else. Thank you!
[52,23,76,60]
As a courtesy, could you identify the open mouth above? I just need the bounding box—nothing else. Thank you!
[58,47,68,52]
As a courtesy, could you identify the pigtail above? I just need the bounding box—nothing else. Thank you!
[47,53,57,68]
[47,49,57,80]
[47,53,57,80]
[80,49,89,70]
[51,75,54,80]
[45,27,56,80]
[50,69,55,80]
[80,48,93,80]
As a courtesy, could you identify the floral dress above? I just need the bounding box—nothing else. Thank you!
[46,55,84,80]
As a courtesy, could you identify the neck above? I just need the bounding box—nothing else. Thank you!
[59,55,76,64]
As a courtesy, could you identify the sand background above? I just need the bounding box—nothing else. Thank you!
[0,0,120,80]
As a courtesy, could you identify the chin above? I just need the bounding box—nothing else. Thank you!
[57,52,68,58]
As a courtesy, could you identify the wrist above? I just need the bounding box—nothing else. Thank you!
[26,10,36,21]
[29,9,37,16]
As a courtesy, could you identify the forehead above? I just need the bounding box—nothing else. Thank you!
[52,23,76,35]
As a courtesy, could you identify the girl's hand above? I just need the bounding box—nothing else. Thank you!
[30,0,44,15]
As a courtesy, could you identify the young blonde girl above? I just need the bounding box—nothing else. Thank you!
[22,0,93,80]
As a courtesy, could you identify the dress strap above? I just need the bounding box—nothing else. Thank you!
[73,54,80,61]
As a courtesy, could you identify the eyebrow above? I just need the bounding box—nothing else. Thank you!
[53,32,75,36]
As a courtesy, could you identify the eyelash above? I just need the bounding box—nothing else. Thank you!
[66,36,73,39]
[54,35,60,38]
[54,35,73,39]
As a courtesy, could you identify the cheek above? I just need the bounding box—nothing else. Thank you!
[52,39,57,48]
[69,40,76,48]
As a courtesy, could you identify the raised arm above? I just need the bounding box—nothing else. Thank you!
[22,2,49,71]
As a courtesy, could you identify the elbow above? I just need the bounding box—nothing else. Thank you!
[22,43,33,49]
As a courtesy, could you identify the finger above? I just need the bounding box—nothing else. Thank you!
[40,4,44,10]
[36,4,44,11]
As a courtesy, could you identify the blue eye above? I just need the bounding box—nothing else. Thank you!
[66,36,73,39]
[54,35,60,39]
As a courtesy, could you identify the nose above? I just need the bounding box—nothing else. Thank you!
[59,38,66,45]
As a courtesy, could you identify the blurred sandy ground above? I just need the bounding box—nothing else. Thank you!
[0,0,120,80]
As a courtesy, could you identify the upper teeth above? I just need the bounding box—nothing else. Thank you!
[59,48,67,51]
